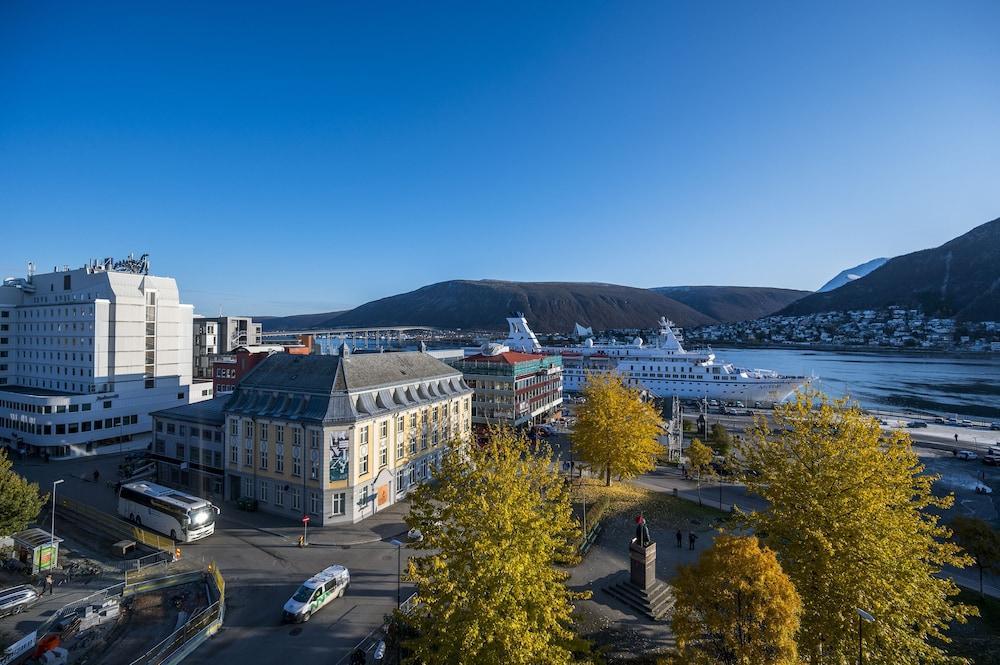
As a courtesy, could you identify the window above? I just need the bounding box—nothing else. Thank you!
[259,423,268,442]
[359,425,369,446]
[331,492,345,516]
[396,436,404,460]
[243,420,252,439]
[360,444,369,475]
[260,440,269,470]
[259,480,269,503]
[275,485,285,507]
[276,444,284,473]
[309,492,320,516]
[291,489,301,511]
[244,439,252,466]
[230,419,238,437]
[379,420,388,439]
[242,476,254,499]
[230,445,239,465]
[177,443,185,459]
[396,468,405,494]
[379,443,387,468]
[309,430,320,480]
[292,442,302,477]
[397,415,405,432]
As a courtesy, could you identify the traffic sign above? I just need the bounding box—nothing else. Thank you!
[302,515,310,524]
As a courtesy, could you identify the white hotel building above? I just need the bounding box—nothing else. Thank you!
[0,257,212,458]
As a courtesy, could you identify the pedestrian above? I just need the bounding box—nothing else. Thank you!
[688,532,698,550]
[954,433,959,444]
[93,469,100,483]
[675,529,682,548]
[44,573,54,595]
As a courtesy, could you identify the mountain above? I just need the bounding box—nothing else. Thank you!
[264,280,714,332]
[780,217,1000,321]
[650,286,810,323]
[816,258,888,292]
[258,311,345,331]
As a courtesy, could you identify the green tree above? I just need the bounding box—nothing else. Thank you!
[405,427,584,665]
[672,535,802,665]
[686,438,713,506]
[738,390,975,664]
[708,423,732,456]
[572,373,663,486]
[951,517,1000,597]
[0,449,44,536]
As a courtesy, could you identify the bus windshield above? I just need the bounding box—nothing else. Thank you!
[292,585,315,603]
[188,507,216,528]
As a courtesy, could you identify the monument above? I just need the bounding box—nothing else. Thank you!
[604,514,675,621]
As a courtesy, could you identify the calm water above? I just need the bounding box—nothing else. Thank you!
[714,347,1000,419]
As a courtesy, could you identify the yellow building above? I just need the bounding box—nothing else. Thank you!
[224,348,471,525]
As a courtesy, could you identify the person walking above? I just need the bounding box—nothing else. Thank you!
[675,529,683,548]
[44,573,54,595]
[688,532,698,551]
[93,469,100,483]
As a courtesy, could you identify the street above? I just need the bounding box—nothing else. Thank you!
[10,454,417,664]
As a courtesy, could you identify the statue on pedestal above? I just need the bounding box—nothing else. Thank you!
[634,513,652,547]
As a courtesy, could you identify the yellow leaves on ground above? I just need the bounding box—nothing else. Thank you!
[672,535,801,665]
[572,373,663,486]
[405,428,582,665]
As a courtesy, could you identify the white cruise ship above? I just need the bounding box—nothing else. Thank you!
[501,315,808,404]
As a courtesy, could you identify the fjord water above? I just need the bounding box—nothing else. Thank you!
[714,347,1000,419]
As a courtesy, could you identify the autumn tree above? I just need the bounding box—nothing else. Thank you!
[737,390,975,664]
[708,423,732,456]
[404,427,583,665]
[685,438,713,506]
[0,449,44,536]
[572,373,663,486]
[951,517,1000,597]
[672,535,802,665]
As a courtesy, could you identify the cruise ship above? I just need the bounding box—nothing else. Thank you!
[500,315,809,404]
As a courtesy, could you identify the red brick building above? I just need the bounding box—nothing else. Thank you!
[212,346,281,395]
[450,348,563,428]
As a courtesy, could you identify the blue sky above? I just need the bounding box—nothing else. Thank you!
[2,1,998,315]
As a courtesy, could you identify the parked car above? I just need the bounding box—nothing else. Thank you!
[956,450,978,461]
[907,420,928,429]
[734,401,745,408]
[990,422,1000,431]
[0,585,39,618]
[708,400,719,407]
[753,401,764,409]
[934,417,947,424]
[282,565,350,623]
[982,455,1000,466]
[407,527,424,542]
[974,484,993,495]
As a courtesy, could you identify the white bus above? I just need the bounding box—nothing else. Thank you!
[118,481,219,543]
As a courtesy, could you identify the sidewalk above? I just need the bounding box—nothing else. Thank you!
[217,498,412,546]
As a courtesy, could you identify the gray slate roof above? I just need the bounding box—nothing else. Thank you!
[226,352,470,425]
[151,396,228,426]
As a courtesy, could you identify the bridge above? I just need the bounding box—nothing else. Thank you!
[261,325,440,350]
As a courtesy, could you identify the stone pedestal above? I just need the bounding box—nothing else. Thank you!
[604,539,674,621]
[629,540,656,590]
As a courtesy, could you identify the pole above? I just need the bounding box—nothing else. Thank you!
[397,543,401,610]
[303,517,308,546]
[50,479,64,565]
[858,613,863,665]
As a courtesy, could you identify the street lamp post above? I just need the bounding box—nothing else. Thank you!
[50,479,65,555]
[856,608,875,664]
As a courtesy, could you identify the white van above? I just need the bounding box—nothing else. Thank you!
[282,565,350,623]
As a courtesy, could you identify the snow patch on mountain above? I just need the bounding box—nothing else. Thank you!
[817,258,888,293]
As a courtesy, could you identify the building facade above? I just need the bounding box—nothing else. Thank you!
[0,257,212,457]
[193,316,263,380]
[224,349,472,525]
[450,347,563,428]
[212,345,283,395]
[150,398,227,501]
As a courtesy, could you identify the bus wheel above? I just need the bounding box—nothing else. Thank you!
[170,530,177,541]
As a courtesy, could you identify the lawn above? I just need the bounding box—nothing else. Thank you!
[571,476,729,531]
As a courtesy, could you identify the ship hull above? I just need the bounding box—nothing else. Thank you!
[563,371,806,403]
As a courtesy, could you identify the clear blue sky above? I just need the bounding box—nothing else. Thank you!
[2,2,998,315]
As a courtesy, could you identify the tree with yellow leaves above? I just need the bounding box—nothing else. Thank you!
[572,373,663,486]
[404,427,583,665]
[685,438,714,506]
[738,390,975,664]
[672,535,802,665]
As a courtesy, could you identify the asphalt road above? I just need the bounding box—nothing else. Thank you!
[13,454,416,665]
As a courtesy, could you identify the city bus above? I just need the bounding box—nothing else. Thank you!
[118,481,220,542]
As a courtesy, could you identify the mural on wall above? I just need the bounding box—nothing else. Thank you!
[329,431,350,482]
